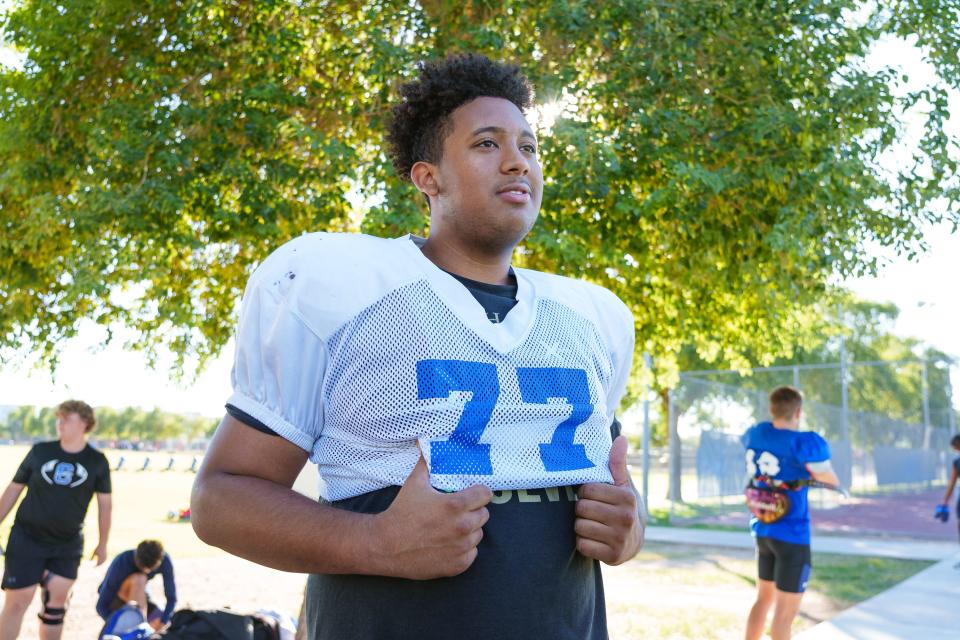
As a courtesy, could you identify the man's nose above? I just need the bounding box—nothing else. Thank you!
[501,143,530,175]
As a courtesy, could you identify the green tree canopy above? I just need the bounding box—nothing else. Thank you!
[2,0,958,381]
[1,403,218,442]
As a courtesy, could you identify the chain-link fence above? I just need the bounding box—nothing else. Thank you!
[634,361,957,526]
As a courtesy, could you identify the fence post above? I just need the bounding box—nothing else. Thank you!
[642,353,652,520]
[948,366,957,432]
[668,387,682,514]
[922,361,931,449]
[840,334,850,444]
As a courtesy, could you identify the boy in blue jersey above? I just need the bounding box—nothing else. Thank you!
[741,386,839,640]
[96,539,176,631]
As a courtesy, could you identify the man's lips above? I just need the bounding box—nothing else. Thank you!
[497,183,532,204]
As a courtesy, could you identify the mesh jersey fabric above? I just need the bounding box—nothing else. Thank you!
[740,422,831,545]
[228,232,634,501]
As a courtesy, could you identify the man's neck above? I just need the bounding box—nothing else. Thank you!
[770,419,799,431]
[60,437,86,453]
[420,235,514,285]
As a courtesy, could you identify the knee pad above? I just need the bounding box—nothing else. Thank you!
[38,605,66,626]
[38,585,67,625]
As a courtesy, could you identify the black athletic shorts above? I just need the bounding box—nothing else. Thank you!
[955,499,960,542]
[1,525,84,590]
[755,535,812,593]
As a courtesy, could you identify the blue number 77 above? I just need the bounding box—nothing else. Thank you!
[416,360,596,475]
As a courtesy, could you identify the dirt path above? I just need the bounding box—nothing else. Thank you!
[0,543,862,640]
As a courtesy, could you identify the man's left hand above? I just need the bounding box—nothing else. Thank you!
[575,435,644,565]
[91,543,108,566]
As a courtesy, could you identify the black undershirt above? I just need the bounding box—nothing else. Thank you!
[443,268,519,324]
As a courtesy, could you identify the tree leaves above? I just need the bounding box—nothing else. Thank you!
[1,0,958,386]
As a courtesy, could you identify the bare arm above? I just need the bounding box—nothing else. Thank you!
[0,482,25,525]
[943,465,959,505]
[191,415,492,579]
[92,492,112,565]
[806,460,840,487]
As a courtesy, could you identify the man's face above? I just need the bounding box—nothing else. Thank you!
[137,559,163,573]
[427,96,543,253]
[56,411,88,439]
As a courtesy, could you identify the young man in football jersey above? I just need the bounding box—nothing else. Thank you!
[0,400,112,640]
[191,53,643,639]
[742,386,839,640]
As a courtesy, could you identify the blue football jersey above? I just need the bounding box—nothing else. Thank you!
[741,422,830,544]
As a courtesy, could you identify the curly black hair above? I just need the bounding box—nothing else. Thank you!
[386,53,534,181]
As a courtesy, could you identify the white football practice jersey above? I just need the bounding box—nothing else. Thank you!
[228,233,635,500]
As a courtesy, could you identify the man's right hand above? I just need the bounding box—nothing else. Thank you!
[370,454,492,580]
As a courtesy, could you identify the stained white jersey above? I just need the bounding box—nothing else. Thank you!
[228,233,635,501]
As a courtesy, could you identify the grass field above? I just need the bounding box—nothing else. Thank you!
[606,543,933,638]
[0,444,936,639]
[0,444,320,559]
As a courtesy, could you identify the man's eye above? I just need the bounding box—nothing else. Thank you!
[522,144,538,154]
[477,139,497,148]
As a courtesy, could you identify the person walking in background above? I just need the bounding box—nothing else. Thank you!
[934,434,960,546]
[96,539,176,631]
[742,387,840,640]
[0,400,112,640]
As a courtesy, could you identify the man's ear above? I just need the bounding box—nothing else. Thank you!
[410,161,440,199]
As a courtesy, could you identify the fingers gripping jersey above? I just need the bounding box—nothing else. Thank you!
[229,233,635,500]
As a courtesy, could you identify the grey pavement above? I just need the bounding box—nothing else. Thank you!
[645,526,960,639]
[794,552,960,639]
[644,526,957,561]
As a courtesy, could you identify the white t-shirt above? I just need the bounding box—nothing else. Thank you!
[228,233,634,500]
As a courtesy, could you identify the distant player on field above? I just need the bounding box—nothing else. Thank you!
[0,400,112,640]
[192,53,643,640]
[742,387,839,640]
[96,539,176,631]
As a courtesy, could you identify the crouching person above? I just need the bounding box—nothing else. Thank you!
[96,540,176,631]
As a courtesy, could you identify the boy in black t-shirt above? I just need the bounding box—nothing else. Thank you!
[0,400,112,640]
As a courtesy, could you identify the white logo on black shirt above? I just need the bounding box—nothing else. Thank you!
[40,459,89,488]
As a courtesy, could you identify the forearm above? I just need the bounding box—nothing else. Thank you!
[162,592,176,622]
[191,470,383,575]
[97,500,112,547]
[816,471,840,487]
[944,478,958,504]
[0,483,24,524]
[162,565,177,621]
